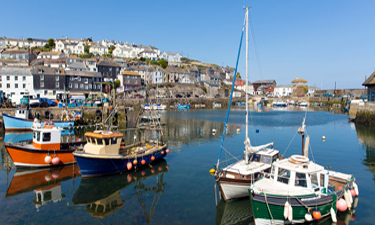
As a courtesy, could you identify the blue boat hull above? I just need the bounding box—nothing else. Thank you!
[2,113,74,131]
[73,145,168,177]
[177,104,190,109]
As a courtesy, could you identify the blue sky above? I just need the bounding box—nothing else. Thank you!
[2,0,374,89]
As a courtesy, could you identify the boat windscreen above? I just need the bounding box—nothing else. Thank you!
[260,155,272,164]
[97,138,103,145]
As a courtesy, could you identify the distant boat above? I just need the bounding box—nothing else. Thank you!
[299,101,309,107]
[213,102,221,108]
[2,108,74,131]
[177,103,190,109]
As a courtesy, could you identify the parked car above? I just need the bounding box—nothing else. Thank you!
[186,94,191,98]
[176,94,183,98]
[215,94,221,98]
[194,94,199,98]
[133,94,144,99]
[30,98,57,108]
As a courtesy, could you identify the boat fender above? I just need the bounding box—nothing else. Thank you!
[284,201,289,219]
[141,159,146,165]
[305,213,312,221]
[353,182,359,196]
[313,210,321,220]
[337,198,348,211]
[344,190,351,209]
[52,156,60,165]
[331,208,337,222]
[45,155,52,164]
[166,149,170,153]
[133,159,137,165]
[288,204,293,222]
[127,162,132,170]
[348,190,353,204]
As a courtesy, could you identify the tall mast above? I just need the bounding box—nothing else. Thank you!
[245,7,249,140]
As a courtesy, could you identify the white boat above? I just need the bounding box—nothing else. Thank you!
[299,101,309,107]
[214,8,282,201]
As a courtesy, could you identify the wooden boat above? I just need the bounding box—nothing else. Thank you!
[2,108,74,131]
[214,8,282,201]
[249,120,359,224]
[4,121,85,168]
[73,129,168,177]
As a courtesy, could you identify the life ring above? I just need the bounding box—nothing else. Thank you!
[289,155,309,164]
[95,116,101,122]
[95,109,102,116]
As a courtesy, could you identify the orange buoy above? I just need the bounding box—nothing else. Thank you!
[127,162,132,170]
[141,170,146,176]
[158,166,162,171]
[151,156,155,161]
[313,210,321,220]
[166,149,170,153]
[161,151,164,155]
[141,159,146,165]
[350,189,356,197]
[338,186,343,190]
[133,159,137,165]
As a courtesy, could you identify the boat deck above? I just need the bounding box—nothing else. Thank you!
[224,160,271,176]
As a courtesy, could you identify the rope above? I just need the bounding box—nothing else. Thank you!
[264,192,275,224]
[282,129,299,156]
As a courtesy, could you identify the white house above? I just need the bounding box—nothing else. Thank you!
[274,84,293,97]
[113,46,137,58]
[54,40,85,55]
[244,81,254,95]
[159,52,182,63]
[308,86,321,96]
[0,66,34,105]
[0,37,48,49]
[89,44,108,56]
[139,49,158,60]
[37,52,65,59]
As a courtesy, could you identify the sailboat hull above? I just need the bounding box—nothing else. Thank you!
[218,177,256,201]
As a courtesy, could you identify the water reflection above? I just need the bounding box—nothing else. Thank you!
[215,198,253,225]
[73,159,168,223]
[355,124,375,182]
[6,165,79,211]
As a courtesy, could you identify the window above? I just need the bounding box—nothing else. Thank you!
[104,138,110,145]
[93,84,96,89]
[74,83,78,88]
[250,154,260,162]
[15,84,18,88]
[89,84,92,89]
[78,77,81,81]
[93,68,96,71]
[261,156,272,164]
[6,76,10,81]
[36,131,40,141]
[22,76,26,81]
[0,84,2,88]
[15,76,18,81]
[277,168,290,184]
[69,83,72,88]
[70,76,73,81]
[53,90,56,95]
[310,173,319,189]
[97,138,103,145]
[84,78,88,83]
[40,75,44,80]
[80,84,84,89]
[42,132,51,142]
[85,84,88,90]
[56,82,59,88]
[112,137,117,144]
[56,76,59,81]
[109,67,112,72]
[44,90,47,95]
[7,83,10,88]
[295,173,307,188]
[41,82,44,88]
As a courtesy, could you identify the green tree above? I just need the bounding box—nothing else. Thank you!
[236,72,241,79]
[48,38,55,48]
[108,45,116,54]
[86,37,93,42]
[84,44,90,54]
[115,80,121,88]
[157,59,168,69]
[27,38,33,41]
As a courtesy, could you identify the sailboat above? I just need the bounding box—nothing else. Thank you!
[214,7,282,201]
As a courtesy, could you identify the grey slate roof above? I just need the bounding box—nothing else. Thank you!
[0,66,32,75]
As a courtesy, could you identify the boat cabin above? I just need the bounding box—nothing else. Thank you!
[15,108,30,119]
[269,155,333,194]
[84,131,123,155]
[247,149,280,165]
[33,125,62,150]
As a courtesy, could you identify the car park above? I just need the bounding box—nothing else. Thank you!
[176,94,183,98]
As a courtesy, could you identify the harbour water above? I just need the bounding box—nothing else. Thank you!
[0,108,374,224]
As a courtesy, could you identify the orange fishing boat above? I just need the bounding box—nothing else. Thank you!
[4,122,86,168]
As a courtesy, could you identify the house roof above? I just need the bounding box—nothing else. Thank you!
[0,66,32,75]
[363,71,375,86]
[253,79,275,84]
[98,60,121,67]
[292,78,307,83]
[68,62,87,69]
[2,50,29,54]
[65,70,101,78]
[123,71,141,76]
[39,51,63,56]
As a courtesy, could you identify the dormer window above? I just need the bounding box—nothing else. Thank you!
[55,69,60,74]
[38,69,43,73]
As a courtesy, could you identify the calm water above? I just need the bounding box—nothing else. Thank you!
[0,108,374,225]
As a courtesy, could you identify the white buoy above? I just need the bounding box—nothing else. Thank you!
[322,136,326,141]
[305,213,312,221]
[284,201,289,219]
[348,189,353,204]
[236,128,240,133]
[212,129,217,135]
[330,208,337,222]
[288,204,293,222]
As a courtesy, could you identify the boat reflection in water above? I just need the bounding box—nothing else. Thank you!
[215,198,253,225]
[73,159,168,221]
[6,165,80,211]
